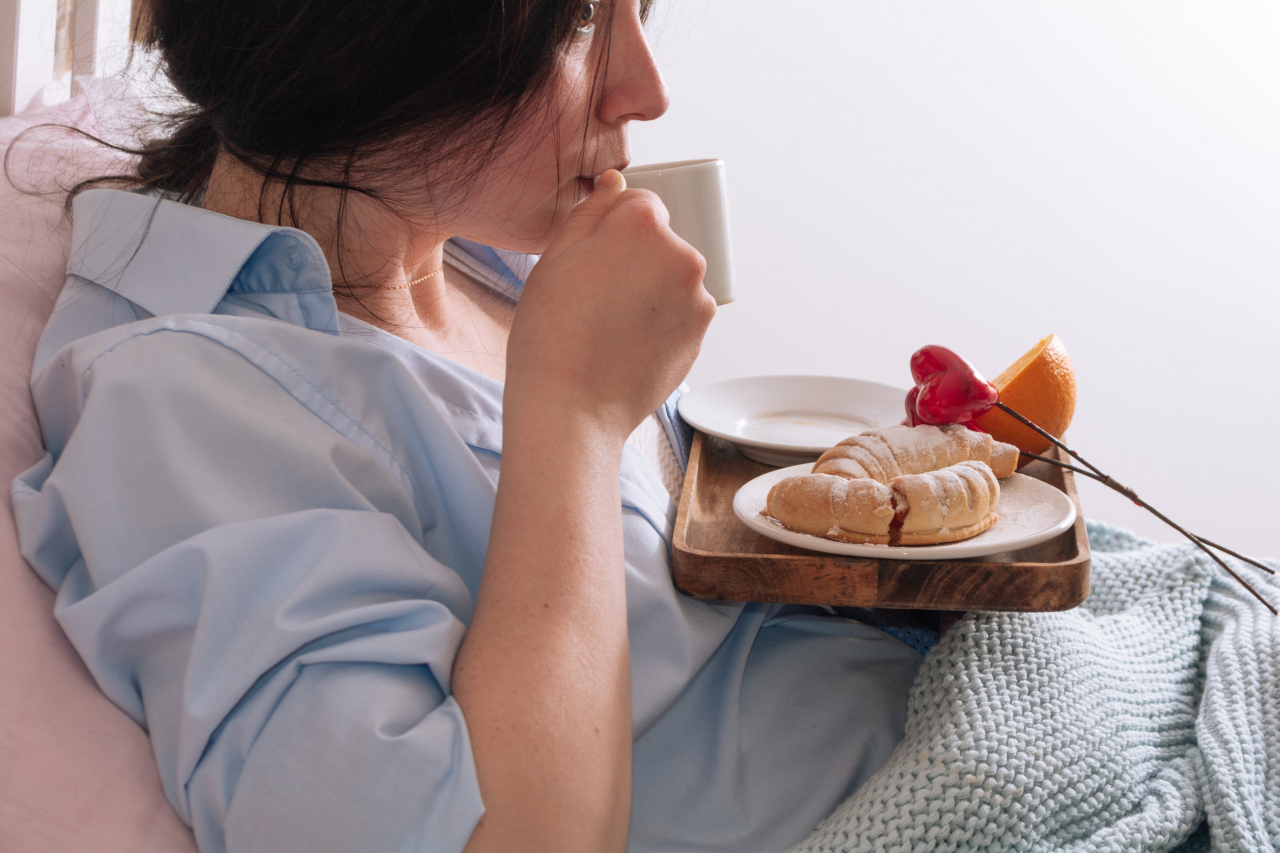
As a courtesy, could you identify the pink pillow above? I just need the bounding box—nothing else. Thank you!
[0,84,196,852]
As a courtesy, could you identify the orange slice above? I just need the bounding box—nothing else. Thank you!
[973,334,1076,455]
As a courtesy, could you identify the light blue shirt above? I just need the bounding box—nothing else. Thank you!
[13,188,921,853]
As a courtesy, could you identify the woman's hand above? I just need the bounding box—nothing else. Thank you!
[505,169,715,441]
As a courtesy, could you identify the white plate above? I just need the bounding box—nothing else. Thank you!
[678,376,908,466]
[733,464,1078,560]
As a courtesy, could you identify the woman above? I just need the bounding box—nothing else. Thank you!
[12,1,923,850]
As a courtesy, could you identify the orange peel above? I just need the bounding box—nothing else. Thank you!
[974,334,1076,455]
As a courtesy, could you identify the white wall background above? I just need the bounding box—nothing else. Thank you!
[631,0,1280,558]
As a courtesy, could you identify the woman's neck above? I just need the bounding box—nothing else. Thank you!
[201,153,514,382]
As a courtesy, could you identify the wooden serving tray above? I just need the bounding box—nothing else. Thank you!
[672,432,1090,612]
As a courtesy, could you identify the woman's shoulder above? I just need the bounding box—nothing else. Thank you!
[36,311,480,467]
[17,310,499,596]
[33,314,407,469]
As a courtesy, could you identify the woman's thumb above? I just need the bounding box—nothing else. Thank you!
[542,170,627,260]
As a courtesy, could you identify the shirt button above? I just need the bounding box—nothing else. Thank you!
[285,246,303,270]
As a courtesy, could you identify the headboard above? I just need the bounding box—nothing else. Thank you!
[1,0,144,118]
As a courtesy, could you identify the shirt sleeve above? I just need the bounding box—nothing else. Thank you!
[13,326,486,853]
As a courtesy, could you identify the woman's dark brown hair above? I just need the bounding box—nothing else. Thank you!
[134,0,615,209]
[17,0,648,221]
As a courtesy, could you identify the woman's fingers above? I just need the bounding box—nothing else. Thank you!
[541,170,628,261]
[508,172,712,440]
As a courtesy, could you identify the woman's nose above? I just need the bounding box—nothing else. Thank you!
[598,5,670,125]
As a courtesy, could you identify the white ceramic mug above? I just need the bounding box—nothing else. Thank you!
[621,158,736,305]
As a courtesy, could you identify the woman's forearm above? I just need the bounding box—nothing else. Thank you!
[453,170,712,852]
[453,407,633,853]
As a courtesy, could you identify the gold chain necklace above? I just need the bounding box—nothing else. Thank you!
[344,263,445,291]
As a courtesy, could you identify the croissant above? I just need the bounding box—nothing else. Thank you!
[812,424,1019,482]
[765,425,1018,546]
[765,474,897,544]
[892,460,1000,545]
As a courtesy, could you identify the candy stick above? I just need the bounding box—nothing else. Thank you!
[1193,538,1277,577]
[1001,406,1277,615]
[1096,492,1274,614]
[1013,448,1274,573]
[996,402,1106,478]
[1017,450,1100,482]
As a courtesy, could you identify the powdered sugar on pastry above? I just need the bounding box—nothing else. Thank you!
[813,424,1018,483]
[765,472,894,545]
[766,425,1013,546]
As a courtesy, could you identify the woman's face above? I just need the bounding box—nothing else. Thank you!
[451,0,670,253]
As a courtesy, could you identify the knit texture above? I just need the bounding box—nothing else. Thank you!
[787,521,1280,853]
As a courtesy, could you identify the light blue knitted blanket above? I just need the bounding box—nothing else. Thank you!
[788,522,1279,853]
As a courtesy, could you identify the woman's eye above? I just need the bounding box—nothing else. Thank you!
[576,1,599,34]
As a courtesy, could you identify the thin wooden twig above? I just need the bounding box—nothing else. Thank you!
[1192,538,1276,577]
[1020,450,1276,578]
[1117,493,1275,614]
[1017,450,1104,483]
[996,402,1106,478]
[1001,405,1277,615]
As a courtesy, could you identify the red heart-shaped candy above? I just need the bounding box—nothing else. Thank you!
[906,345,999,426]
[903,386,923,426]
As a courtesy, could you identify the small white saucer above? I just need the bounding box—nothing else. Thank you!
[677,375,907,466]
[733,464,1078,560]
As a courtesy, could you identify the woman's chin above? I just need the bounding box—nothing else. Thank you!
[454,193,583,255]
[457,224,554,256]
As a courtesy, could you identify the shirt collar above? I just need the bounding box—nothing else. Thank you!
[67,188,331,319]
